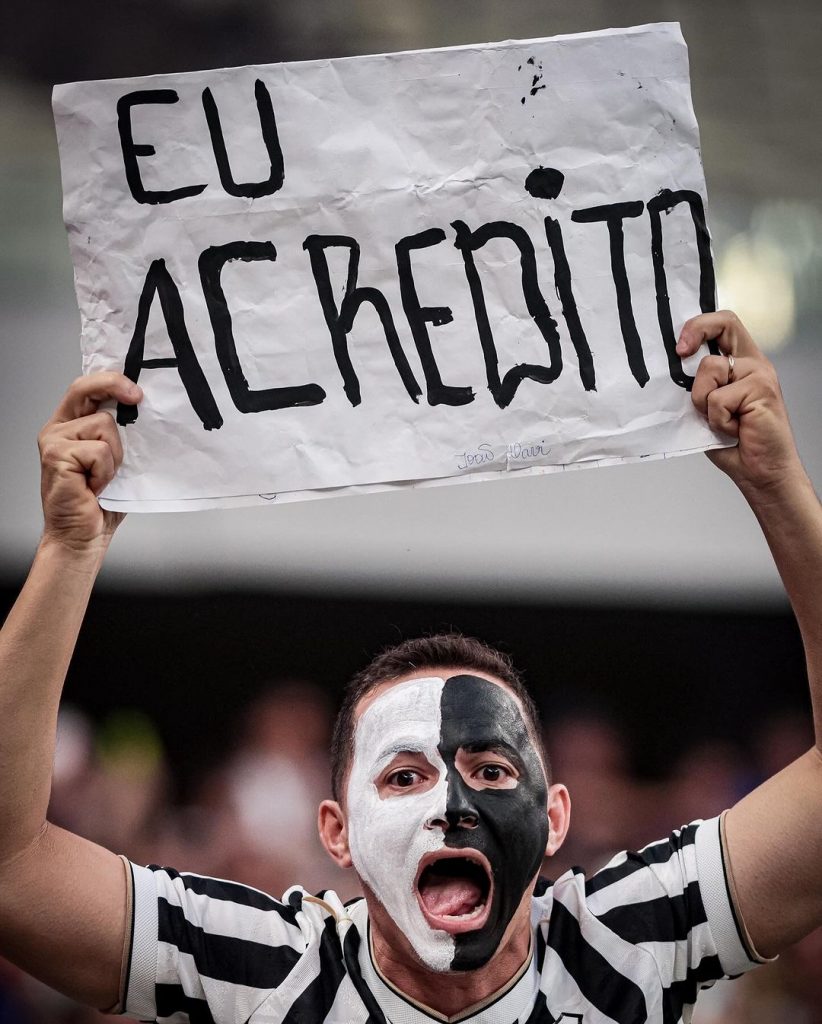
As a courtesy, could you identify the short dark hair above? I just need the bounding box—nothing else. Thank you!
[330,633,548,802]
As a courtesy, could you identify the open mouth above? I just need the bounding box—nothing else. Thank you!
[415,851,493,934]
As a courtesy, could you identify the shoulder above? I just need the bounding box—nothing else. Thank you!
[133,864,358,950]
[532,820,709,923]
[528,818,759,1015]
[127,864,361,1021]
[126,864,373,1024]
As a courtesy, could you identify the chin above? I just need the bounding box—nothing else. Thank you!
[446,922,507,972]
[446,886,534,973]
[408,932,499,975]
[444,947,498,973]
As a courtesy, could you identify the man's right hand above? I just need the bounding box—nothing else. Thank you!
[0,372,142,1009]
[37,373,141,550]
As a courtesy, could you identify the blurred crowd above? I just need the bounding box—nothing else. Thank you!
[1,686,819,1024]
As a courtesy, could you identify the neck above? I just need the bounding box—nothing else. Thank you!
[369,924,532,1019]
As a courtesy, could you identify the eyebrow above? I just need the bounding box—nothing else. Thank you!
[459,741,525,771]
[373,742,431,763]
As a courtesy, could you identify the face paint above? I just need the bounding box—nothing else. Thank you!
[437,674,548,970]
[346,677,455,971]
[346,674,548,973]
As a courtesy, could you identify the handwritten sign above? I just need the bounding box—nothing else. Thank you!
[53,22,728,512]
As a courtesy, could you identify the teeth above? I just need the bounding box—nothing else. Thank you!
[443,902,486,921]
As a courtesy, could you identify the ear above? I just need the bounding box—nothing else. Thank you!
[544,783,571,857]
[318,799,353,868]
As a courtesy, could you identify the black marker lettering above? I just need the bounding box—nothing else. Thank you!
[303,234,422,407]
[117,259,222,430]
[572,201,648,386]
[395,228,473,407]
[452,220,562,409]
[117,91,207,205]
[647,189,719,390]
[198,241,326,413]
[543,217,596,392]
[201,80,285,199]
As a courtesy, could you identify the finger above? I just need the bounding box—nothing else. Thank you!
[675,310,760,360]
[81,441,118,495]
[41,438,118,495]
[40,410,124,467]
[46,372,142,429]
[705,381,745,438]
[691,354,757,414]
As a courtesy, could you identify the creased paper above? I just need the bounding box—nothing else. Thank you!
[53,22,729,512]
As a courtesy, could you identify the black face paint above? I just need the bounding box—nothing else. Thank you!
[439,674,548,970]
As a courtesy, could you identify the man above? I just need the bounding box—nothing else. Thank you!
[0,310,820,1023]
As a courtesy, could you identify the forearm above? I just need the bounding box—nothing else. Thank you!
[678,313,822,953]
[741,469,822,747]
[0,538,106,862]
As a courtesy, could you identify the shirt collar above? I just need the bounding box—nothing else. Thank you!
[349,902,539,1024]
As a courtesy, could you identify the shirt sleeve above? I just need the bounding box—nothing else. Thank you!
[583,817,764,993]
[122,862,309,1023]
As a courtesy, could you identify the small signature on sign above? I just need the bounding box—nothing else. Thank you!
[455,441,550,471]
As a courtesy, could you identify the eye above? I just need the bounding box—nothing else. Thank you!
[386,768,422,789]
[377,754,438,797]
[472,762,517,787]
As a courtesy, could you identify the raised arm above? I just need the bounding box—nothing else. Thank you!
[678,311,822,957]
[0,373,142,1008]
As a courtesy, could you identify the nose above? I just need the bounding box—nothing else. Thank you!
[456,812,479,829]
[423,772,481,831]
[424,812,478,830]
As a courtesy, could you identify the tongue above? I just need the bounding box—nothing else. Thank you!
[420,875,484,917]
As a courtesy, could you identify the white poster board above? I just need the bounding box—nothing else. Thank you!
[53,22,727,512]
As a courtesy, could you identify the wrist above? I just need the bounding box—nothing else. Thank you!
[35,532,112,577]
[738,466,819,521]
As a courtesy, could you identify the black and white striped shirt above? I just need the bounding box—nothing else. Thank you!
[122,816,762,1024]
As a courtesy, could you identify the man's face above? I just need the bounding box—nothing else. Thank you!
[345,673,549,972]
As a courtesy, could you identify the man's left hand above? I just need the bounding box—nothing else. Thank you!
[677,310,805,498]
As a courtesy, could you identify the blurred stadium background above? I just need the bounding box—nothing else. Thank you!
[1,1,821,1020]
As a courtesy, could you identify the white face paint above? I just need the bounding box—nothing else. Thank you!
[346,677,455,972]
